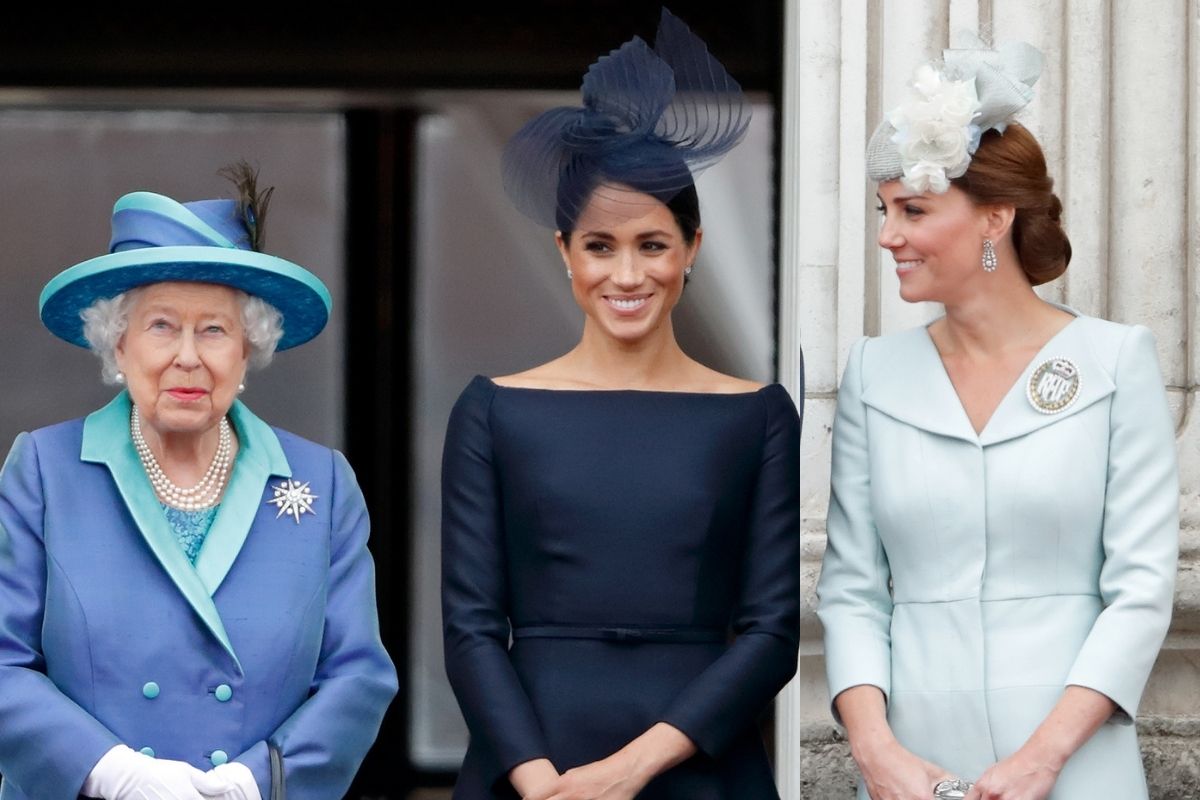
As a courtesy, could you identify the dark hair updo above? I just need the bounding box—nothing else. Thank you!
[951,123,1071,285]
[555,151,701,246]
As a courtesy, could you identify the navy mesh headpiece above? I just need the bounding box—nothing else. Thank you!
[502,8,751,229]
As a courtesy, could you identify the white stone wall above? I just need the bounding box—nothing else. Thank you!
[775,1,1200,797]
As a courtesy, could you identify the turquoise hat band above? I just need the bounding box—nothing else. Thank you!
[39,246,332,351]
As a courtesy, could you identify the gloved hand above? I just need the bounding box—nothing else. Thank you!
[191,762,262,800]
[81,744,207,800]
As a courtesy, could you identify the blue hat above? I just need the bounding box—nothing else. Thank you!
[502,8,750,229]
[39,191,332,351]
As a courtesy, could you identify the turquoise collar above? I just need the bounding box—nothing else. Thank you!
[81,391,292,668]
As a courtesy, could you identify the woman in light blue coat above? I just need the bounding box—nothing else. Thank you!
[816,43,1178,800]
[0,170,397,800]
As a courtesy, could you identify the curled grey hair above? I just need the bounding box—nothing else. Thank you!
[80,287,285,385]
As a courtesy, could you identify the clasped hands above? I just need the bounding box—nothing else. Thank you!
[515,756,646,800]
[855,738,1058,800]
[83,745,260,800]
[511,722,695,800]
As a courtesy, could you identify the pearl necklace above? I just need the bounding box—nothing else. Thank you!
[131,408,233,510]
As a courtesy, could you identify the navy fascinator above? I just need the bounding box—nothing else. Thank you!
[502,8,751,229]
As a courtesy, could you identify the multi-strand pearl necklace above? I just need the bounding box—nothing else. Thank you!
[131,408,233,510]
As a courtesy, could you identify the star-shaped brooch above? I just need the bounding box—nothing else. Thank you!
[266,478,319,524]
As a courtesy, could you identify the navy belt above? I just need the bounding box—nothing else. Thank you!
[512,624,726,643]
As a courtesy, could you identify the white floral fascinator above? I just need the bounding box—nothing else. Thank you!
[866,39,1043,193]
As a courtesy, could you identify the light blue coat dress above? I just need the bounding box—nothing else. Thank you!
[817,313,1178,799]
[0,392,397,800]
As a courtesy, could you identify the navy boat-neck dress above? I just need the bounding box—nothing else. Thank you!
[442,376,801,799]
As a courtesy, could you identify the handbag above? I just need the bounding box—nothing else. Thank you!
[269,743,286,800]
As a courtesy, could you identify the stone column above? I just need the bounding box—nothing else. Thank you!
[777,1,1200,797]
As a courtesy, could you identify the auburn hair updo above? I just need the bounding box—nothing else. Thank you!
[952,123,1071,285]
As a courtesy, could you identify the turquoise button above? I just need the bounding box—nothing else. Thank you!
[215,684,233,703]
[139,747,155,758]
[142,682,160,699]
[211,750,228,766]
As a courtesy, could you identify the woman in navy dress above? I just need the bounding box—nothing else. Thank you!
[441,11,800,800]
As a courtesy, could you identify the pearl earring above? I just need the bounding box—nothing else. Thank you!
[237,383,246,394]
[566,269,573,279]
[114,371,126,384]
[684,265,693,276]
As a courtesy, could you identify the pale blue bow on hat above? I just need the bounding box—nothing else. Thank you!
[945,40,1042,133]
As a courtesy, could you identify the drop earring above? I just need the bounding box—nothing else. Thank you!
[982,239,998,272]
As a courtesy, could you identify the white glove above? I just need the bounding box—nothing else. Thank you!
[81,744,207,800]
[191,762,262,800]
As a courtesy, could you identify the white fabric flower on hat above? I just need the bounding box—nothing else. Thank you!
[901,161,953,194]
[886,64,983,193]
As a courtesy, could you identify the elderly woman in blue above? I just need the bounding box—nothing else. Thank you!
[817,43,1178,800]
[0,168,397,800]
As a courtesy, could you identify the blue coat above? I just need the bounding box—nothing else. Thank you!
[0,392,397,800]
[816,313,1179,799]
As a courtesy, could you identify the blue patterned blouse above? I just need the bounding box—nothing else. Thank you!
[161,504,220,564]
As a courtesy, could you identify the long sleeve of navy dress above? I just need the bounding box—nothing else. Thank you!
[441,376,801,799]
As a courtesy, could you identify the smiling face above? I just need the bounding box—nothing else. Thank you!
[115,281,249,438]
[876,180,998,305]
[556,185,701,346]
